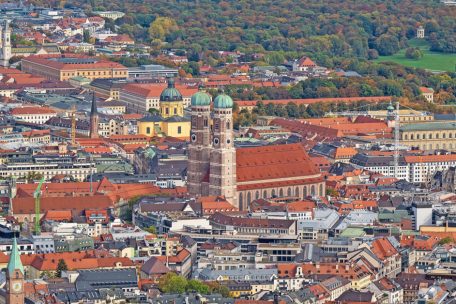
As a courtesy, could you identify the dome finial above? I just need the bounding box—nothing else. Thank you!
[167,76,175,88]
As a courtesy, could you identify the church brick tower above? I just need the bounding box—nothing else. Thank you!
[89,92,99,139]
[6,238,25,304]
[188,88,212,197]
[208,93,237,207]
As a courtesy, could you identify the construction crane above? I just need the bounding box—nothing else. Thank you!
[71,104,76,145]
[33,177,45,235]
[393,101,400,178]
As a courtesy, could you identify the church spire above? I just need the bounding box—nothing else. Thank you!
[89,92,99,139]
[91,91,98,115]
[7,238,24,276]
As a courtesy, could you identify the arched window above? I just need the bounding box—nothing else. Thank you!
[311,185,316,196]
[417,134,420,140]
[247,192,252,205]
[436,133,439,139]
[410,134,414,140]
[443,133,446,139]
[263,190,267,198]
[226,121,230,129]
[450,133,453,139]
[279,189,284,197]
[303,187,307,197]
[255,191,260,200]
[239,193,243,208]
[319,184,323,196]
[404,134,408,140]
[295,187,300,197]
[271,189,276,197]
[429,134,432,139]
[287,188,292,196]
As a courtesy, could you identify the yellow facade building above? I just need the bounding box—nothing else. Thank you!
[137,79,190,139]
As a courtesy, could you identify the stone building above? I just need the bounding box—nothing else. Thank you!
[417,26,425,39]
[400,122,456,151]
[187,91,325,210]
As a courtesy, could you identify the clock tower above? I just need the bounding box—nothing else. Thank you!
[6,238,24,304]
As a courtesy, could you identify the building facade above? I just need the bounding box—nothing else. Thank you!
[400,122,456,151]
[21,54,128,81]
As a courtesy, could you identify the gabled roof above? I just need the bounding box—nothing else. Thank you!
[236,143,319,183]
[141,256,170,275]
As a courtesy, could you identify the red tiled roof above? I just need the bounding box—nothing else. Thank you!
[419,87,434,93]
[13,195,114,214]
[42,210,73,222]
[236,143,320,183]
[371,237,398,260]
[297,56,316,67]
[405,154,456,163]
[122,83,198,98]
[11,107,56,115]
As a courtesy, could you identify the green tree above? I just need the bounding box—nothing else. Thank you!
[285,102,299,118]
[265,52,285,66]
[158,273,188,294]
[187,279,210,294]
[148,17,178,41]
[148,108,159,115]
[56,259,68,278]
[374,34,400,56]
[439,236,453,245]
[83,30,91,43]
[405,48,423,60]
[145,225,157,234]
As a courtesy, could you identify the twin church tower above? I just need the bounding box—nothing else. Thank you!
[187,90,237,207]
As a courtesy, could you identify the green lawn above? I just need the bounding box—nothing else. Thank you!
[374,39,456,72]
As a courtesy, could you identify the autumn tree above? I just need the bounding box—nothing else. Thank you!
[148,16,178,42]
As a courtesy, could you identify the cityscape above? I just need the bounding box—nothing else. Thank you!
[0,0,455,303]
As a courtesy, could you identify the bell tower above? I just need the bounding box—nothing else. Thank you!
[0,20,12,67]
[6,238,25,304]
[188,88,212,197]
[209,92,237,207]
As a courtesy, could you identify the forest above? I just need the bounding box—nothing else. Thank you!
[50,0,456,64]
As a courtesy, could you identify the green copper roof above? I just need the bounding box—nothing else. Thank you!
[160,78,183,102]
[7,238,24,275]
[214,93,234,109]
[191,90,211,106]
[400,122,456,132]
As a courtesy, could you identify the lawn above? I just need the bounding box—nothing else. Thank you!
[374,38,456,72]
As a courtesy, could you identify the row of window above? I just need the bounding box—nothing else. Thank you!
[239,184,324,208]
[403,132,456,140]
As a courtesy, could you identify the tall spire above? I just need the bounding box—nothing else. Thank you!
[89,92,99,139]
[91,91,97,115]
[7,238,24,276]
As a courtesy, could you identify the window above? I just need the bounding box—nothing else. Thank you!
[226,121,230,129]
[174,108,177,115]
[146,127,151,134]
[166,108,169,115]
[177,126,182,134]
